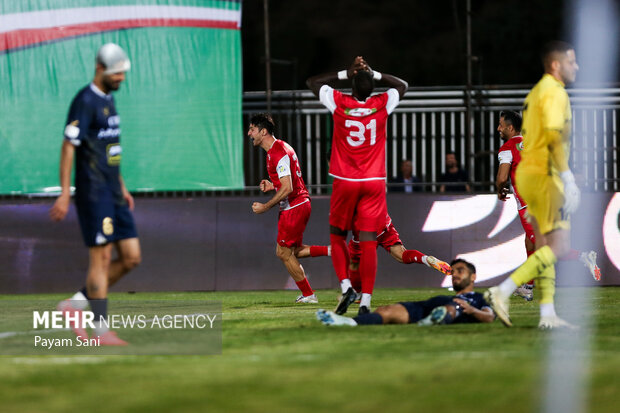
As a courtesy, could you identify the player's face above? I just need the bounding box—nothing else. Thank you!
[102,71,126,92]
[497,117,512,141]
[559,49,579,84]
[247,124,265,146]
[451,263,474,291]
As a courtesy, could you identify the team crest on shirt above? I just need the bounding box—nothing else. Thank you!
[103,107,110,116]
[102,217,114,235]
[345,108,377,117]
[517,142,524,151]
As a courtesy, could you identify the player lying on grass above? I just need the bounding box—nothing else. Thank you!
[317,258,495,326]
[336,213,452,314]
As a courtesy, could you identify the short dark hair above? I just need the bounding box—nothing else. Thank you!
[500,110,522,132]
[450,258,476,275]
[541,41,574,68]
[352,70,374,99]
[446,150,456,157]
[249,113,275,135]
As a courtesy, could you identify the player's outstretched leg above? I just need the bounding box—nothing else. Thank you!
[579,250,601,281]
[512,284,534,301]
[316,309,357,326]
[334,288,357,315]
[399,249,452,275]
[417,306,449,326]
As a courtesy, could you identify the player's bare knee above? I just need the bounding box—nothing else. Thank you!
[122,253,141,270]
[276,244,292,261]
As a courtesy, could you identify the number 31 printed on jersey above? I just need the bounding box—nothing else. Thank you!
[345,119,377,147]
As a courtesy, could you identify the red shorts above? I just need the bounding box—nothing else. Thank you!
[518,207,536,244]
[349,223,402,263]
[277,200,311,248]
[330,179,387,232]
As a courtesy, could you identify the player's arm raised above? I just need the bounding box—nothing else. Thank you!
[306,56,367,97]
[252,175,292,214]
[50,140,75,221]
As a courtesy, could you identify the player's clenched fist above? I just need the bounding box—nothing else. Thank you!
[259,179,274,192]
[252,202,268,214]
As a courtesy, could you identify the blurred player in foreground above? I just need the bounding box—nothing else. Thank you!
[485,41,582,329]
[345,213,452,306]
[307,56,408,315]
[50,43,139,345]
[495,110,601,302]
[249,113,330,303]
[316,259,494,326]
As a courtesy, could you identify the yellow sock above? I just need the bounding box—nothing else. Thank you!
[510,245,557,286]
[535,265,556,304]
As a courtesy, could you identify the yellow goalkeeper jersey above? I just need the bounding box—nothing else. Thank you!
[520,74,572,175]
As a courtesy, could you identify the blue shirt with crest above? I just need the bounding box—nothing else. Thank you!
[64,83,123,204]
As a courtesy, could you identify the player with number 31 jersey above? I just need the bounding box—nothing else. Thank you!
[307,56,408,315]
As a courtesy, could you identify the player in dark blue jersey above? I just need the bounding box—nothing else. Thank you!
[316,259,495,326]
[50,43,140,346]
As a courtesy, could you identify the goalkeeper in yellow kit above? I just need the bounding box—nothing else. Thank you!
[485,41,581,329]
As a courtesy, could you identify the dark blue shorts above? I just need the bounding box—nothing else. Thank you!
[399,296,454,323]
[76,198,138,247]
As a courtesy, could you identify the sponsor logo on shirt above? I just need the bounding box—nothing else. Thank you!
[517,142,524,151]
[344,108,377,117]
[98,128,121,139]
[106,143,122,166]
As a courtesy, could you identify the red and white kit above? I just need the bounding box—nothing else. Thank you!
[319,85,400,231]
[497,135,535,243]
[266,139,311,247]
[349,214,402,261]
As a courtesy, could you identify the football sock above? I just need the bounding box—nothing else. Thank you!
[498,277,518,298]
[309,246,329,257]
[360,293,372,308]
[90,298,108,335]
[71,290,89,310]
[349,268,361,292]
[330,234,350,282]
[340,279,353,294]
[539,302,557,317]
[559,248,579,261]
[509,245,557,291]
[295,277,314,296]
[359,240,378,294]
[402,249,425,264]
[353,313,383,325]
[535,265,556,305]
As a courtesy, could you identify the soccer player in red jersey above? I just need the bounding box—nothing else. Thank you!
[307,56,408,315]
[496,110,601,302]
[347,213,452,294]
[248,113,329,303]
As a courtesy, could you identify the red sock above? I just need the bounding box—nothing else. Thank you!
[360,240,378,294]
[295,277,314,296]
[559,248,580,261]
[349,267,362,292]
[330,234,349,282]
[402,249,425,264]
[310,245,329,257]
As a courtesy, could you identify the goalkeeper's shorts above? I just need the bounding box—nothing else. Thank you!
[515,170,570,235]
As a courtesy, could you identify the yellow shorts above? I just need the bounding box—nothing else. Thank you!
[515,169,570,235]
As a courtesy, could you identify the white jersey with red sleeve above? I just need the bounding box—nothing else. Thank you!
[319,85,400,180]
[497,135,527,209]
[266,139,310,210]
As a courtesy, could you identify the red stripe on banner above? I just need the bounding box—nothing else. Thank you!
[0,18,239,52]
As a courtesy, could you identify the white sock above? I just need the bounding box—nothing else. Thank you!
[70,291,89,310]
[540,303,557,318]
[421,255,429,266]
[498,277,518,299]
[327,245,332,256]
[360,293,372,308]
[340,278,352,294]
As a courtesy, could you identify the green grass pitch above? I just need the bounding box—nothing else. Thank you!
[1,287,619,413]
